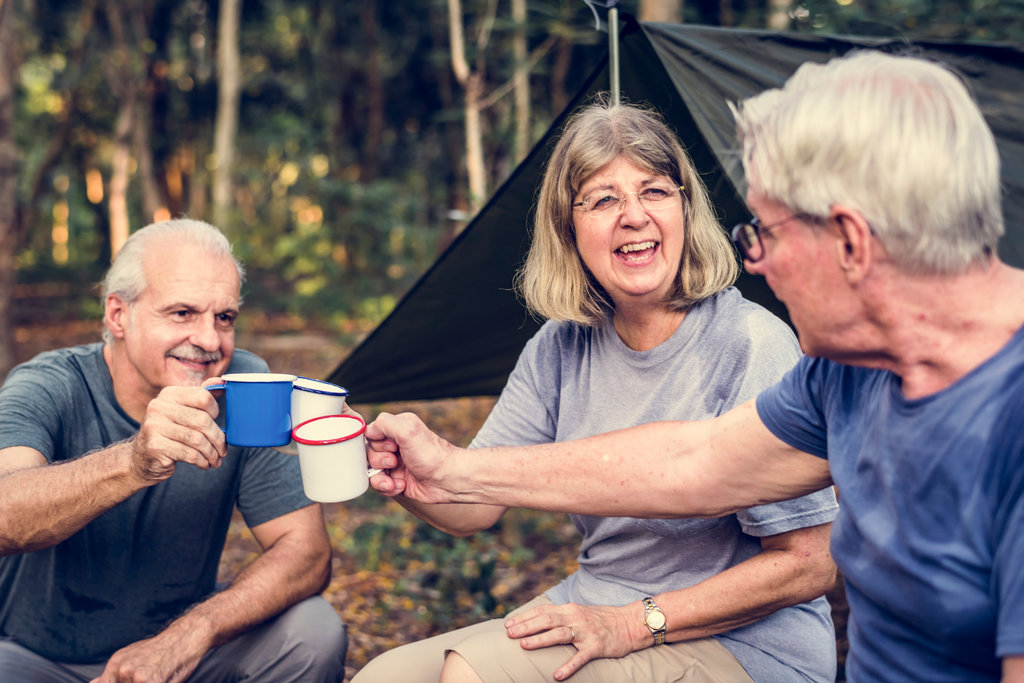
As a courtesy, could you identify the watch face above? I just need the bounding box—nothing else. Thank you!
[647,609,666,630]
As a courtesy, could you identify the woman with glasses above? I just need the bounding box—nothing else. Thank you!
[354,100,838,683]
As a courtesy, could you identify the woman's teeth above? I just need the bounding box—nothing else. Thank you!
[618,241,656,254]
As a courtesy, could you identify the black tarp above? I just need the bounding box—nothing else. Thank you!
[329,20,1024,403]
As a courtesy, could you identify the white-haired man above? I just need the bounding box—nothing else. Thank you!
[0,219,346,681]
[365,51,1024,682]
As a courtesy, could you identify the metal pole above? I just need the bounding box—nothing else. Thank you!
[608,6,620,104]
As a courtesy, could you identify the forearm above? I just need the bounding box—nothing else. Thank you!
[445,425,774,517]
[652,535,836,645]
[0,441,145,555]
[393,495,507,537]
[162,520,331,652]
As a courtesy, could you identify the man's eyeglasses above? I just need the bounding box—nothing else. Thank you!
[573,184,686,218]
[731,214,808,262]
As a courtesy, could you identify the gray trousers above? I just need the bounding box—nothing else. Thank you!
[0,596,347,682]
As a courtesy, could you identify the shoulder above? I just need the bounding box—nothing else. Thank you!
[692,288,801,373]
[522,319,593,360]
[702,288,797,346]
[3,343,106,388]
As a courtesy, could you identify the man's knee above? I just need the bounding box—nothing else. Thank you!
[275,596,348,674]
[207,596,347,682]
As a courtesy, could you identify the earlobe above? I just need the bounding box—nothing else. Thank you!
[830,205,873,282]
[105,295,128,340]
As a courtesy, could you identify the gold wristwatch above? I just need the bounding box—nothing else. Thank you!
[642,596,667,645]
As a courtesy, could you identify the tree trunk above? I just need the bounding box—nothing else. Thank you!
[212,0,242,229]
[639,0,684,23]
[0,0,21,378]
[512,0,530,164]
[447,0,489,221]
[767,0,792,30]
[360,1,383,181]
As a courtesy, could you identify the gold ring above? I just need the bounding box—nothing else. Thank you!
[569,626,576,641]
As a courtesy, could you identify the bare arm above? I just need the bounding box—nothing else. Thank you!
[504,521,836,680]
[390,494,508,537]
[95,503,332,683]
[0,386,228,556]
[366,399,832,519]
[1005,656,1024,683]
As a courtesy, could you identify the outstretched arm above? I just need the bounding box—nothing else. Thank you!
[0,385,228,556]
[93,503,331,683]
[367,399,832,519]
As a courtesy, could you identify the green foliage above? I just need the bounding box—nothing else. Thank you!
[9,0,1020,328]
[336,494,579,629]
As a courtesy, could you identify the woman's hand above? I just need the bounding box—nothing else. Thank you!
[503,601,642,681]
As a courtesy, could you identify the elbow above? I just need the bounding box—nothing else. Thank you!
[797,552,839,603]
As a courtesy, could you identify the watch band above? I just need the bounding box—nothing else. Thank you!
[642,596,667,645]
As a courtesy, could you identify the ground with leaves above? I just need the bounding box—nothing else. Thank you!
[11,310,847,681]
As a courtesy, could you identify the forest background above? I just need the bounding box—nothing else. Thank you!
[2,0,1022,679]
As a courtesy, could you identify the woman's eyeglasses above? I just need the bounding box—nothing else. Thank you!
[573,185,686,218]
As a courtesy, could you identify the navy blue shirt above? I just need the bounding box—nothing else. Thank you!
[757,328,1024,681]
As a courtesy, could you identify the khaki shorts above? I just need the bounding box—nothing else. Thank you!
[353,595,754,683]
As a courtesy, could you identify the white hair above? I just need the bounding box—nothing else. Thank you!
[101,218,244,344]
[732,50,1003,274]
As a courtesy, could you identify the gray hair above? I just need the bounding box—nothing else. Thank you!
[732,50,1003,274]
[516,98,738,325]
[101,218,245,344]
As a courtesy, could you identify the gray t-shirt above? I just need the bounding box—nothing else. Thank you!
[471,287,839,682]
[0,343,312,663]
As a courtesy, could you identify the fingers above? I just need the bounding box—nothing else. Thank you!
[131,387,229,483]
[506,613,590,682]
[364,411,424,442]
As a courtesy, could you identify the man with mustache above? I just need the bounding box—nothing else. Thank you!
[0,219,346,682]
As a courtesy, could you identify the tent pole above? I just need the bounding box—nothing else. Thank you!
[609,5,620,103]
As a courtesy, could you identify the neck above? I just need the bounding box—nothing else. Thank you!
[103,343,154,423]
[853,259,1024,398]
[611,304,686,351]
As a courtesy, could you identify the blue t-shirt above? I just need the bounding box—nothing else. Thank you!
[0,343,313,663]
[756,327,1024,681]
[473,288,839,681]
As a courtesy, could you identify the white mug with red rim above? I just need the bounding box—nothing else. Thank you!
[291,414,381,502]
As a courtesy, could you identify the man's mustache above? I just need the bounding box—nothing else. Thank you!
[167,345,223,363]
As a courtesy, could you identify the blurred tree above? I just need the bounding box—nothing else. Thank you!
[639,0,684,22]
[0,0,21,377]
[447,0,493,219]
[212,0,242,228]
[6,0,1018,353]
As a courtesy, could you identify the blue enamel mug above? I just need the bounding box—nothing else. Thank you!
[205,373,297,447]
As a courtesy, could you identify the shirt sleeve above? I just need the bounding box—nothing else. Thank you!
[993,393,1024,658]
[755,355,831,459]
[469,321,563,449]
[0,356,80,460]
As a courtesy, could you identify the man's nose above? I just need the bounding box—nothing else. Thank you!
[190,314,221,350]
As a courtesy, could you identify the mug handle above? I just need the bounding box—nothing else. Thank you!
[205,384,227,434]
[367,467,383,477]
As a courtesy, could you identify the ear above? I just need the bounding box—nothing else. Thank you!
[830,204,875,284]
[104,294,130,341]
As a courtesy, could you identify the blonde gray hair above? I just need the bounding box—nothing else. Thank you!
[732,50,1002,274]
[101,218,244,344]
[516,98,738,325]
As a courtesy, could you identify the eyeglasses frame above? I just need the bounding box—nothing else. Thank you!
[572,184,687,217]
[731,213,814,262]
